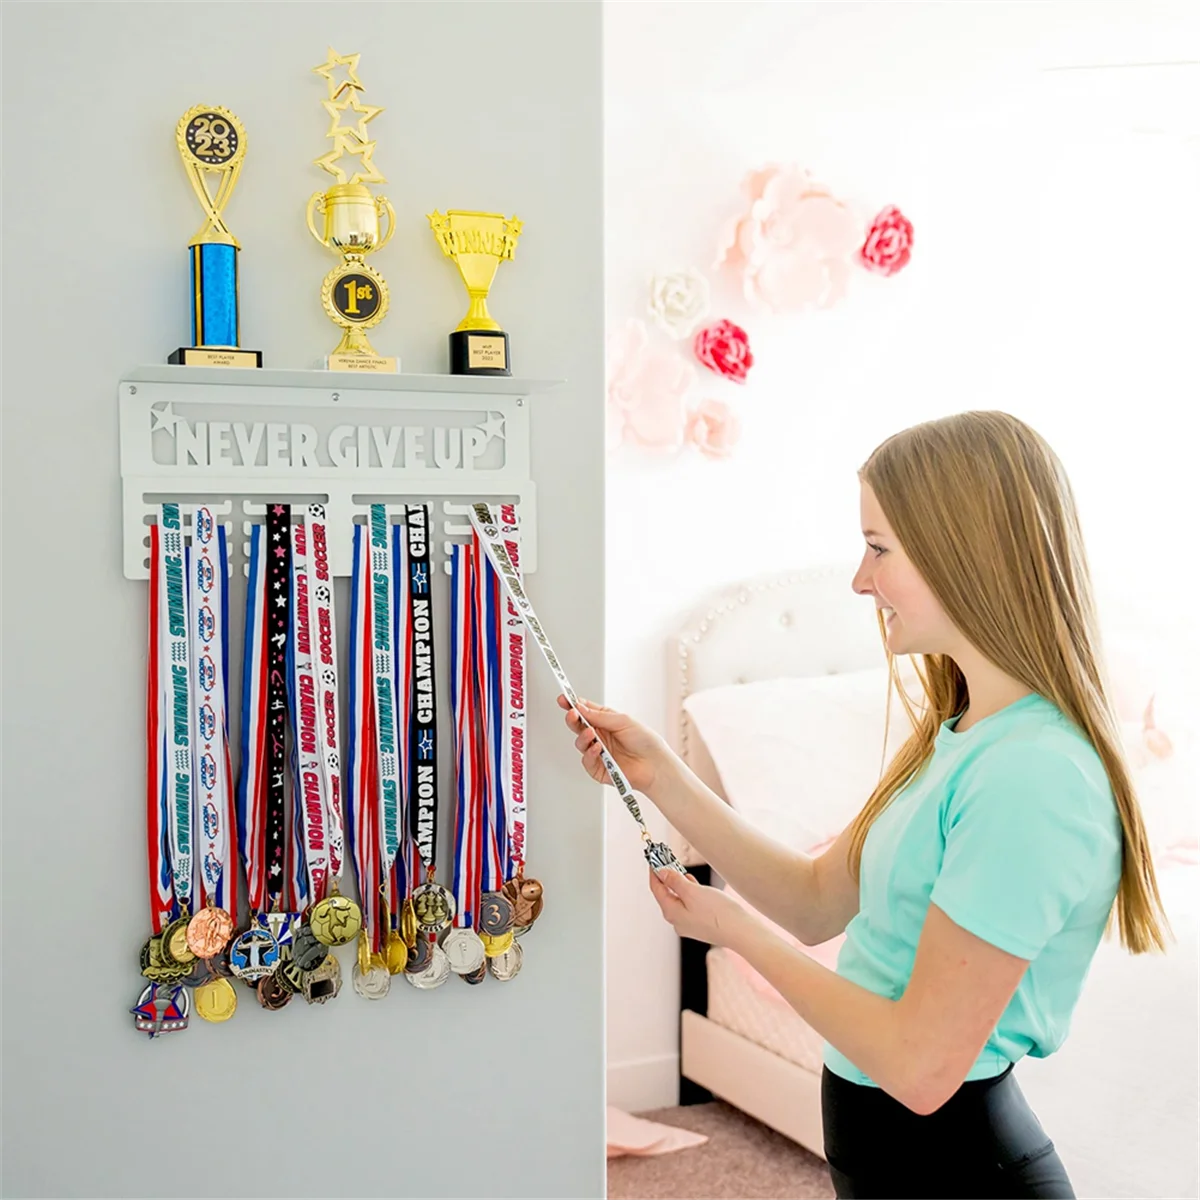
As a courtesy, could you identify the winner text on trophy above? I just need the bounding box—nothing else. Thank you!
[307,47,398,373]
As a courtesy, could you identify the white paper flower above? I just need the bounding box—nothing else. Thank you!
[648,268,711,339]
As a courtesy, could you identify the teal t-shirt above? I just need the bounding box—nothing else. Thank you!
[823,691,1122,1086]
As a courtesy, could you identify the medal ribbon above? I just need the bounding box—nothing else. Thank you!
[189,506,236,915]
[290,519,329,906]
[499,505,528,880]
[474,535,505,895]
[146,522,174,933]
[368,505,403,881]
[265,504,291,911]
[305,505,345,882]
[347,523,383,953]
[450,543,483,930]
[388,523,413,925]
[466,503,685,873]
[405,503,440,877]
[237,521,270,915]
[160,503,195,915]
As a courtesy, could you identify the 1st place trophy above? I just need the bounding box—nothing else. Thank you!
[306,47,397,373]
[169,105,263,368]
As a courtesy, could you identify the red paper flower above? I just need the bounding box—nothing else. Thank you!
[860,206,913,276]
[693,319,754,384]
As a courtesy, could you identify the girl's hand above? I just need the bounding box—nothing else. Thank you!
[648,868,755,949]
[558,695,670,795]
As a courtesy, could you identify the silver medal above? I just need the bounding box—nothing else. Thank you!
[405,943,451,990]
[488,941,524,982]
[645,839,687,875]
[441,927,486,975]
[352,963,392,1000]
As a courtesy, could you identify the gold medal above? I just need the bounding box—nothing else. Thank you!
[480,930,514,958]
[400,897,417,948]
[140,935,165,978]
[356,930,372,976]
[385,931,409,975]
[194,977,238,1022]
[161,916,197,966]
[309,890,363,947]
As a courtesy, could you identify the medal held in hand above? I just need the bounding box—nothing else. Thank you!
[467,502,687,877]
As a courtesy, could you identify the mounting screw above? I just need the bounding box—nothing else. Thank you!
[331,392,340,403]
[130,386,138,395]
[516,398,523,407]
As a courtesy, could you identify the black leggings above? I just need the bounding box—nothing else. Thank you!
[821,1064,1075,1198]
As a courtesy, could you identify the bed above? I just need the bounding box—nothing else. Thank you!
[667,565,1199,1199]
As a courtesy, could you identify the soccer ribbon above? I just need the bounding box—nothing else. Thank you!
[159,503,196,914]
[290,519,329,906]
[146,522,174,933]
[466,502,686,875]
[188,506,236,917]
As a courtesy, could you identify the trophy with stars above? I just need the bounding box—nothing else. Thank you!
[170,104,263,368]
[306,48,397,372]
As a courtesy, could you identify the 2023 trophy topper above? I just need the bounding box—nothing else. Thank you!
[306,47,397,374]
[169,105,263,369]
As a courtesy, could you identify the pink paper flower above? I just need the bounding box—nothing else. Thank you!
[860,205,914,276]
[693,319,753,383]
[716,164,861,312]
[606,318,693,452]
[686,399,742,460]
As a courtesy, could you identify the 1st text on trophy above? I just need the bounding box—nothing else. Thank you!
[170,105,263,368]
[307,47,397,373]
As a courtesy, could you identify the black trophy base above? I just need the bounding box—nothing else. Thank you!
[169,346,263,369]
[449,329,511,376]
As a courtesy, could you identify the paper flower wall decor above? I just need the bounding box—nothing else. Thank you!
[860,205,914,276]
[648,268,711,338]
[715,164,862,313]
[685,399,742,460]
[606,318,694,453]
[693,319,754,384]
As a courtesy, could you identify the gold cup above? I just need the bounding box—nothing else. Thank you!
[428,210,522,376]
[307,183,396,369]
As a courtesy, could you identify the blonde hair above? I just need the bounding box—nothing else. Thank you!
[849,411,1168,953]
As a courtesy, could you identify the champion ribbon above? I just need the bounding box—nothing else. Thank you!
[466,503,686,874]
[450,543,483,929]
[305,505,345,882]
[290,520,329,905]
[347,523,382,952]
[499,505,528,880]
[405,504,440,876]
[159,503,196,914]
[147,522,174,933]
[189,506,236,915]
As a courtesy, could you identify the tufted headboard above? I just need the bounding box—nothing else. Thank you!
[665,563,887,866]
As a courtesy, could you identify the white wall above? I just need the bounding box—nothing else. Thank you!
[604,1,1200,1111]
[1,4,605,1197]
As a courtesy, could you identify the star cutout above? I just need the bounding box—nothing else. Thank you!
[313,134,351,184]
[478,412,505,443]
[150,403,181,434]
[343,137,386,186]
[313,46,365,100]
[321,92,383,145]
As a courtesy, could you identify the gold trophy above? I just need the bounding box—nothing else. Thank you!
[307,48,397,372]
[428,210,522,376]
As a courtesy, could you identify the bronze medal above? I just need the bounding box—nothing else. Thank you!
[186,905,235,958]
[257,972,292,1011]
[309,892,363,947]
[405,936,433,975]
[479,891,516,937]
[461,963,487,986]
[160,916,197,966]
[504,876,544,926]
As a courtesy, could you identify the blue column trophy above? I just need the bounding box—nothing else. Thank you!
[169,105,263,368]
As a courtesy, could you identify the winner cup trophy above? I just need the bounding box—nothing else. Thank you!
[307,47,397,373]
[169,105,263,368]
[428,210,522,376]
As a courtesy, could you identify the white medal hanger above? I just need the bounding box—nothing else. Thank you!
[119,365,561,579]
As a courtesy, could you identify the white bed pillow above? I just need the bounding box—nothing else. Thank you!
[683,661,924,852]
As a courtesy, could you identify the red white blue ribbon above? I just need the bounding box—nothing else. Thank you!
[188,506,236,916]
[474,535,506,894]
[146,522,174,934]
[237,521,270,915]
[450,543,483,930]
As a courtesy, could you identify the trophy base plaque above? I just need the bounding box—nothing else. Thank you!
[450,330,510,377]
[169,346,263,368]
[326,352,399,374]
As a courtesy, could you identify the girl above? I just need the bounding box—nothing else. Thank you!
[561,411,1167,1199]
